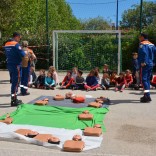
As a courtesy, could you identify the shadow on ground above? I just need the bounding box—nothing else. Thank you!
[0,80,10,84]
[110,99,141,105]
[0,103,11,108]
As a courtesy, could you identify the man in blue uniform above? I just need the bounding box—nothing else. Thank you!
[4,32,26,106]
[138,33,155,103]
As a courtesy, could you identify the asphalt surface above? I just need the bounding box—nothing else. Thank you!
[0,71,156,156]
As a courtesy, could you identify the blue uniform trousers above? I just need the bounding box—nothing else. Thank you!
[141,65,153,97]
[20,66,30,94]
[7,64,20,95]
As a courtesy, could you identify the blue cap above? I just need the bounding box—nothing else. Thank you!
[13,32,21,37]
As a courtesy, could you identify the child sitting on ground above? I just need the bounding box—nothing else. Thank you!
[110,71,118,87]
[34,69,45,89]
[71,67,78,81]
[28,66,37,88]
[115,72,126,92]
[101,73,110,90]
[125,69,133,88]
[72,70,85,90]
[84,69,100,91]
[49,66,59,86]
[94,67,100,82]
[45,72,55,90]
[60,71,74,89]
[150,75,156,88]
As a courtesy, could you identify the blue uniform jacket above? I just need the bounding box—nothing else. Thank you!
[138,40,155,67]
[4,39,25,65]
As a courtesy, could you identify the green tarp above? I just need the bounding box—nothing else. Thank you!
[0,104,109,131]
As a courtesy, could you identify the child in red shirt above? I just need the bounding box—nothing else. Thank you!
[125,69,133,88]
[60,71,74,89]
[115,72,126,92]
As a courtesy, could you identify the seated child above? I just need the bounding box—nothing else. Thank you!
[101,73,110,90]
[84,69,100,91]
[110,71,118,87]
[49,66,59,86]
[34,69,45,89]
[151,75,156,88]
[72,70,85,90]
[125,69,133,88]
[45,72,55,90]
[60,71,74,89]
[28,66,37,87]
[94,67,100,82]
[71,67,78,81]
[115,72,126,92]
[102,64,112,76]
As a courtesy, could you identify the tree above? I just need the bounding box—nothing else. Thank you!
[120,1,156,29]
[81,16,111,30]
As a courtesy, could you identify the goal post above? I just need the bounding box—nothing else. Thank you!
[53,30,121,74]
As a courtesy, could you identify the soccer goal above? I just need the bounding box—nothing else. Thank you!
[53,30,121,74]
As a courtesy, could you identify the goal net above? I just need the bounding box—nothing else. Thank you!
[53,30,121,73]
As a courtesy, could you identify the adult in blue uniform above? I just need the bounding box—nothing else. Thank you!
[138,33,155,102]
[20,41,36,95]
[4,32,26,106]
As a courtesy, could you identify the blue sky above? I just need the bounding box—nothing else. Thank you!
[66,0,153,24]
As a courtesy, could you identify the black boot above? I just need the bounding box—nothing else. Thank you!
[140,95,151,103]
[11,96,23,107]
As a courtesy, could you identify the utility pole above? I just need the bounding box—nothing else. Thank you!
[116,0,119,30]
[46,0,49,68]
[140,0,143,34]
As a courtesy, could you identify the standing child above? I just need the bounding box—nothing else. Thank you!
[115,72,126,92]
[34,69,45,89]
[49,66,59,86]
[132,52,140,87]
[72,70,85,90]
[84,70,100,91]
[125,69,133,88]
[102,64,112,76]
[60,71,74,89]
[45,72,55,90]
[101,73,110,90]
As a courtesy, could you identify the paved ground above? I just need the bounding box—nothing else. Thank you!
[0,71,156,156]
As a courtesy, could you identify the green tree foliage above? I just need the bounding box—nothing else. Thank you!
[58,34,118,71]
[120,1,156,29]
[81,16,111,30]
[0,0,81,40]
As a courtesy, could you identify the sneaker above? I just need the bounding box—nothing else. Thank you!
[86,88,90,92]
[120,89,124,92]
[115,88,118,92]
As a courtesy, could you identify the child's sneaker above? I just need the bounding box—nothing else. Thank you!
[87,88,90,92]
[115,88,118,92]
[120,89,124,92]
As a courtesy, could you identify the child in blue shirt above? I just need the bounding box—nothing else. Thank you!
[45,72,55,90]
